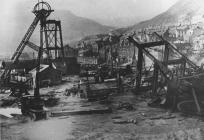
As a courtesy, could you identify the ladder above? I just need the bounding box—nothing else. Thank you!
[1,16,40,82]
[11,16,40,62]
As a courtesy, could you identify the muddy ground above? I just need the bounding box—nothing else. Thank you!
[1,76,204,140]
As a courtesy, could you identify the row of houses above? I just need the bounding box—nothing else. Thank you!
[67,22,204,68]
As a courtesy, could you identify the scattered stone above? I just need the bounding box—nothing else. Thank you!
[140,128,201,140]
[117,102,134,110]
[113,119,128,124]
[101,128,202,140]
[128,119,137,124]
[113,119,137,124]
[58,116,70,119]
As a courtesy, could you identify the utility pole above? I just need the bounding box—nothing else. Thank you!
[33,0,54,97]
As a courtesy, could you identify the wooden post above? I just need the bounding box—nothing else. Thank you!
[152,63,159,97]
[55,23,57,58]
[58,21,64,58]
[34,19,44,98]
[104,45,106,62]
[136,47,143,91]
[192,88,201,113]
[44,23,49,57]
[163,43,169,67]
[162,43,169,84]
[181,58,186,76]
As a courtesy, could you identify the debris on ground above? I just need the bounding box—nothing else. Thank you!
[148,97,162,107]
[113,118,137,124]
[51,107,112,117]
[137,128,202,140]
[117,102,134,110]
[64,86,79,96]
[149,113,176,120]
[43,95,60,107]
[95,128,202,140]
[0,96,18,107]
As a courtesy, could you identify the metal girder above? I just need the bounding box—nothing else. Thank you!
[44,20,64,59]
[46,47,62,50]
[26,41,39,52]
[45,20,61,25]
[26,41,48,54]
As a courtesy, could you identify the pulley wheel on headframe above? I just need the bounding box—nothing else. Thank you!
[33,1,53,18]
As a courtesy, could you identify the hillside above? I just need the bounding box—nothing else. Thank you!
[52,10,113,43]
[130,0,204,30]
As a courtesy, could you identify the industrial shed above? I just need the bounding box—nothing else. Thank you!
[29,64,62,87]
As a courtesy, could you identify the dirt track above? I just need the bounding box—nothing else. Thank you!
[1,76,204,140]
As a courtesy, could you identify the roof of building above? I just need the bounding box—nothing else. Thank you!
[29,64,50,74]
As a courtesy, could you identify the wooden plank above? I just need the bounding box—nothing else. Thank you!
[141,41,165,48]
[192,88,201,113]
[166,58,184,65]
[127,36,165,48]
[51,108,112,117]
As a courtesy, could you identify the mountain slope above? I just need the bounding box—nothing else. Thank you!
[130,0,204,30]
[52,10,113,42]
[0,4,113,55]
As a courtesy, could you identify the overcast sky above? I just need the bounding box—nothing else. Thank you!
[51,0,178,18]
[2,0,179,25]
[0,0,179,56]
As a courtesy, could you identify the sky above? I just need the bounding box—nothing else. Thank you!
[52,0,179,18]
[1,0,179,26]
[0,0,179,56]
[51,0,179,26]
